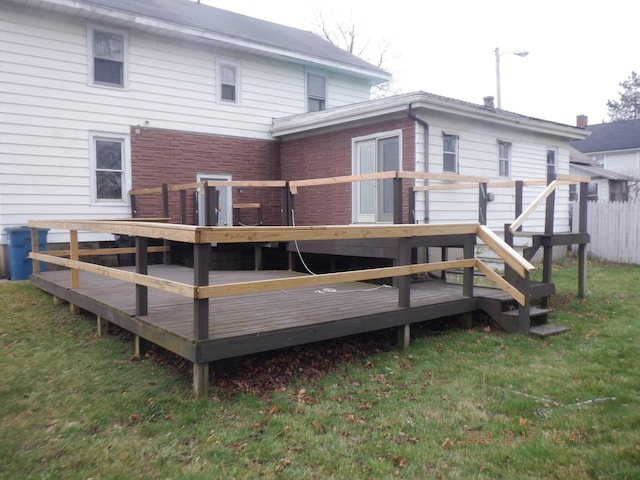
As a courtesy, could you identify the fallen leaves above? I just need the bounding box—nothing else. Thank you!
[441,437,454,449]
[392,455,408,468]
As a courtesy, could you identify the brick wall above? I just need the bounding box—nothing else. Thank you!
[130,127,282,225]
[280,118,416,225]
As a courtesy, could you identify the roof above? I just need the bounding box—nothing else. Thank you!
[272,91,589,140]
[16,0,390,84]
[570,147,637,181]
[571,118,640,153]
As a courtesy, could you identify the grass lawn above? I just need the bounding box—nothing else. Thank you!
[1,259,639,479]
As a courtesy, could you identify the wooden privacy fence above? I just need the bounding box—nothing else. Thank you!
[583,200,640,265]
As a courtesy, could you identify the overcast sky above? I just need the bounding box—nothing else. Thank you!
[203,0,637,127]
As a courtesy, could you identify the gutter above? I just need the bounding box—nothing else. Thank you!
[408,104,429,224]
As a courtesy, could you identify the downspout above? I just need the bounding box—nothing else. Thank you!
[408,104,429,224]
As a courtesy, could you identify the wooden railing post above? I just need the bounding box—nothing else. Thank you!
[30,227,40,275]
[542,174,556,285]
[135,237,148,317]
[578,181,589,297]
[478,182,488,225]
[162,183,170,218]
[193,241,210,398]
[135,236,150,357]
[281,183,290,226]
[515,180,523,231]
[393,177,403,224]
[180,189,187,224]
[408,188,416,224]
[69,229,80,314]
[397,237,411,349]
[130,194,137,218]
[461,234,475,328]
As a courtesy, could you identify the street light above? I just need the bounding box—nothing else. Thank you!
[495,47,529,110]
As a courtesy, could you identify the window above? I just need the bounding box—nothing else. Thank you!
[307,73,326,112]
[353,132,401,223]
[91,134,128,203]
[546,148,557,176]
[587,183,598,201]
[498,141,511,177]
[89,26,127,88]
[443,134,458,173]
[218,63,238,103]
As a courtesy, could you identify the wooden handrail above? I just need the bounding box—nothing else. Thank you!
[509,180,560,234]
[477,225,535,277]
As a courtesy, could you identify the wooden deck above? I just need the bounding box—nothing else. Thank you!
[31,266,487,363]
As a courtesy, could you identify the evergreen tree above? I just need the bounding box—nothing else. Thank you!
[606,71,640,121]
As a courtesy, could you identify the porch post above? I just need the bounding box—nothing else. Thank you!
[397,237,411,349]
[393,177,403,224]
[193,242,210,399]
[578,181,589,298]
[461,235,475,329]
[135,236,150,357]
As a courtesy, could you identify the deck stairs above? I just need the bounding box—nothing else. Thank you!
[446,230,569,337]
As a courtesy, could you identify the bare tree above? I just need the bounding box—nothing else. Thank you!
[313,10,398,98]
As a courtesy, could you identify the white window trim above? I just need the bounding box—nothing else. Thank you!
[498,140,512,178]
[547,147,558,175]
[89,132,131,205]
[216,60,241,105]
[442,132,459,174]
[87,24,129,90]
[351,129,403,224]
[306,69,328,112]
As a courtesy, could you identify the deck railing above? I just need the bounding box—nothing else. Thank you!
[27,219,536,397]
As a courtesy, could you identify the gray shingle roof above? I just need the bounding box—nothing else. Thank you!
[81,0,389,81]
[571,118,640,153]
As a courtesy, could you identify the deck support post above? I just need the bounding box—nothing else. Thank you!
[461,236,475,329]
[193,242,210,399]
[193,362,209,399]
[577,182,588,298]
[397,324,410,349]
[135,237,148,317]
[97,315,109,337]
[69,229,81,314]
[135,336,150,357]
[541,174,556,308]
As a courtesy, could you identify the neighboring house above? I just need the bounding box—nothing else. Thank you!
[569,147,635,202]
[0,0,588,276]
[571,116,640,199]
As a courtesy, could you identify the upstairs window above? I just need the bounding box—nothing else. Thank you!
[443,134,459,173]
[218,63,239,103]
[307,73,326,112]
[498,141,511,177]
[89,26,127,88]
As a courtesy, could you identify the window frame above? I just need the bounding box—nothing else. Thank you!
[498,140,512,178]
[87,24,128,89]
[546,147,558,176]
[306,71,327,112]
[89,133,130,205]
[442,133,459,173]
[217,60,241,105]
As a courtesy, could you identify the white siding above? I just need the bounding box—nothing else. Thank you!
[423,115,572,236]
[604,152,640,173]
[0,2,372,243]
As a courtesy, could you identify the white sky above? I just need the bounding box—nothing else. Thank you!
[202,0,638,126]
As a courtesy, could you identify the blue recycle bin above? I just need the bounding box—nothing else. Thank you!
[6,227,49,280]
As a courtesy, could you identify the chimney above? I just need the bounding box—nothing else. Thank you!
[483,96,495,109]
[576,114,588,128]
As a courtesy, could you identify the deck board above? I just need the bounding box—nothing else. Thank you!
[32,266,485,362]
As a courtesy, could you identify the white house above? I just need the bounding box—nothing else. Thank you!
[0,0,588,277]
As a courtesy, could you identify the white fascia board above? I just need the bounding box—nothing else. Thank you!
[271,92,589,141]
[34,0,390,84]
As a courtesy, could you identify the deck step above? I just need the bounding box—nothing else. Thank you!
[528,324,571,337]
[501,307,551,318]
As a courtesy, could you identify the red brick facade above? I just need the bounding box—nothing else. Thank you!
[280,118,416,225]
[130,127,281,225]
[129,118,416,227]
